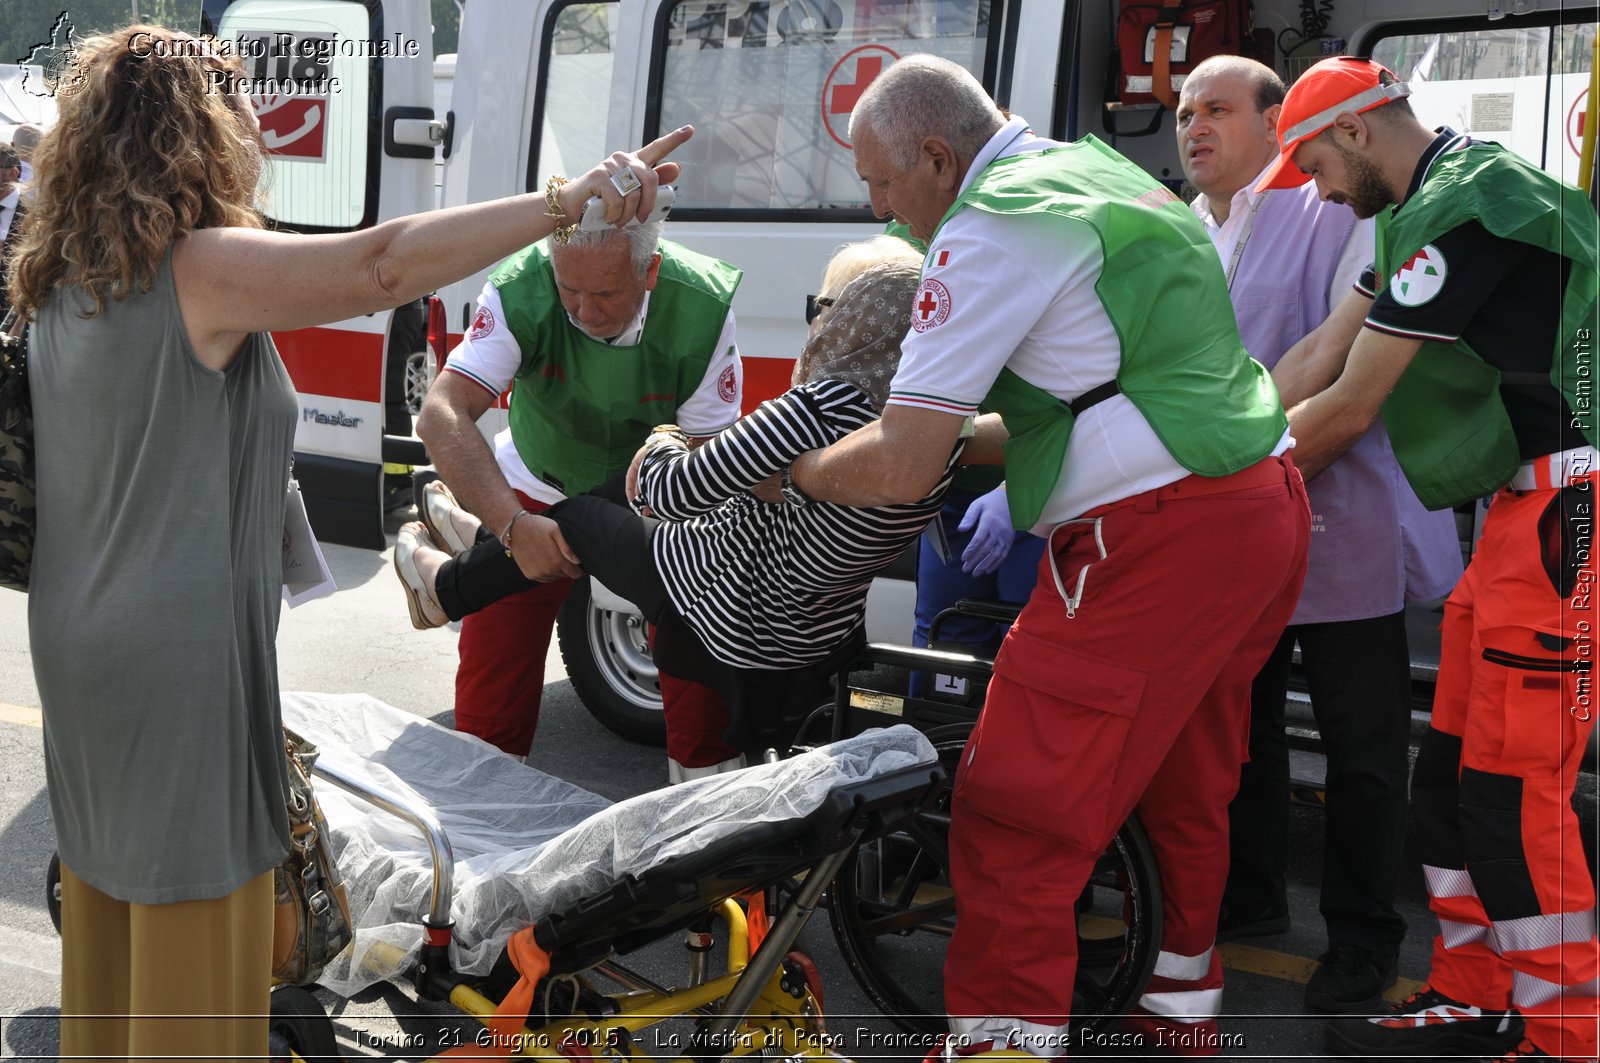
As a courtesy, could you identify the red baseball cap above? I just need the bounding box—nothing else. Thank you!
[1256,56,1411,192]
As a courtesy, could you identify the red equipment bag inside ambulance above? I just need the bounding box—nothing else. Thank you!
[1117,0,1254,110]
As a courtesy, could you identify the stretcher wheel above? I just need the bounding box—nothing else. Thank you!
[45,851,61,935]
[826,725,1162,1039]
[268,986,340,1061]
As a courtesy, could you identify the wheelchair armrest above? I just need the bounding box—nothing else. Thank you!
[951,598,1023,625]
[862,642,996,679]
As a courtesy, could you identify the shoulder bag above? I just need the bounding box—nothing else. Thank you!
[273,726,356,985]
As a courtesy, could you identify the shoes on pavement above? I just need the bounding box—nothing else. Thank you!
[1482,1039,1562,1061]
[1325,983,1524,1058]
[1214,901,1290,943]
[420,479,482,556]
[394,522,449,630]
[1304,943,1400,1013]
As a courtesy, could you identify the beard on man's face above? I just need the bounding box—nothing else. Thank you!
[1327,143,1395,220]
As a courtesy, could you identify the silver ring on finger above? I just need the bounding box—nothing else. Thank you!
[609,168,643,197]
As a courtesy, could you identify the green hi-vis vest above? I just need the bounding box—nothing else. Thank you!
[497,240,741,496]
[934,138,1286,528]
[1375,142,1599,509]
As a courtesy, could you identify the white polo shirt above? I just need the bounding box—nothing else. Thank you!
[887,118,1193,532]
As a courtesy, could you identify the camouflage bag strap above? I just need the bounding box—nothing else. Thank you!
[0,308,32,594]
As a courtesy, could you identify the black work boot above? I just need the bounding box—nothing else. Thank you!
[1303,943,1399,1013]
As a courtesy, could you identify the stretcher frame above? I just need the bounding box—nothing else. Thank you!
[293,737,955,1062]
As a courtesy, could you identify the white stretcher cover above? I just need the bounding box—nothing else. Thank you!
[280,692,937,998]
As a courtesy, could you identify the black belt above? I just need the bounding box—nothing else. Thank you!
[1069,380,1121,417]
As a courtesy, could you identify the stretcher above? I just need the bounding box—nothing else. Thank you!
[272,691,961,1062]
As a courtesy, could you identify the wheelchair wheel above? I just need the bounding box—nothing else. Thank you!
[268,986,341,1061]
[827,725,1162,1038]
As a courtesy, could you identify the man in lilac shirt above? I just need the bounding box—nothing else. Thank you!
[1177,56,1462,1013]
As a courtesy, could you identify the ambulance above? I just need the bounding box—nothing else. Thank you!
[198,0,1597,740]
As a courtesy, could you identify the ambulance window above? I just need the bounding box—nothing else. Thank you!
[531,3,619,184]
[1366,15,1595,187]
[648,0,1002,217]
[217,0,380,231]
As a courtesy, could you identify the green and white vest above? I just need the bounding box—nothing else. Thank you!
[494,240,741,496]
[934,137,1286,527]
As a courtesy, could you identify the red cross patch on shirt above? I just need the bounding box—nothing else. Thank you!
[912,279,952,332]
[469,305,496,339]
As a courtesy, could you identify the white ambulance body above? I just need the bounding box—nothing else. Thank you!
[202,0,1595,733]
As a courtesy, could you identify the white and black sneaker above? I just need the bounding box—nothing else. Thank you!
[1326,984,1524,1057]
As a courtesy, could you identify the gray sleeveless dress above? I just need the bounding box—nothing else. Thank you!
[28,249,296,904]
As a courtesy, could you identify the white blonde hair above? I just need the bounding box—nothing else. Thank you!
[820,234,922,299]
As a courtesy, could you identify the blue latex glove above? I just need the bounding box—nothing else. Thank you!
[957,485,1014,577]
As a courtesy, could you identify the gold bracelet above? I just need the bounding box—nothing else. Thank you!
[544,175,579,245]
[501,510,530,557]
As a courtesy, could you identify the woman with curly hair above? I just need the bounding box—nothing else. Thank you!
[4,23,688,1059]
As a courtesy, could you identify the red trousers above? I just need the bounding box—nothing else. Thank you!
[944,456,1310,1051]
[453,492,732,763]
[1413,478,1599,1061]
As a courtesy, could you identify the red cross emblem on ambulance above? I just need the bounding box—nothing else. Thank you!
[912,279,952,332]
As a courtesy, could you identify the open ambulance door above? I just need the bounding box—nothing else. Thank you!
[612,0,1059,409]
[202,0,440,548]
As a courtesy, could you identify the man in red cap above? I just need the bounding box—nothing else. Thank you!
[1262,55,1598,1063]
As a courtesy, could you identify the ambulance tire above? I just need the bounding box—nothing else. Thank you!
[556,577,668,746]
[828,725,1162,1039]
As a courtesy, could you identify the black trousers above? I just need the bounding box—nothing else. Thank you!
[432,476,848,757]
[1224,610,1413,955]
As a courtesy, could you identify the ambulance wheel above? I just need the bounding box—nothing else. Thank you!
[828,725,1163,1039]
[46,851,62,935]
[557,577,667,746]
[403,350,433,417]
[268,986,340,1061]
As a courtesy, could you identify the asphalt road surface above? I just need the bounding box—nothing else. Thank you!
[0,505,1593,1062]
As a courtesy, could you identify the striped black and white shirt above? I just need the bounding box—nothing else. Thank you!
[636,378,962,670]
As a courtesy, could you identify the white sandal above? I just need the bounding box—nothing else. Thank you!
[394,522,449,629]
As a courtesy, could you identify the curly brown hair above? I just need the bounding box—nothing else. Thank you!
[5,25,265,320]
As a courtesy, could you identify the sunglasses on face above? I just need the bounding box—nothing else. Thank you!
[805,294,834,325]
